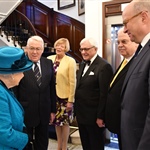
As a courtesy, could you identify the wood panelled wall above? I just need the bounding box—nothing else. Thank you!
[16,0,85,62]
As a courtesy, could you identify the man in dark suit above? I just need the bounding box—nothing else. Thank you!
[105,27,138,150]
[120,0,150,149]
[74,37,113,150]
[14,36,56,150]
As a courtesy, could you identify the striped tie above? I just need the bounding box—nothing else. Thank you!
[34,63,42,86]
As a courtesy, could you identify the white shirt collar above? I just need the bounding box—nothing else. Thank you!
[141,32,150,47]
[90,53,97,65]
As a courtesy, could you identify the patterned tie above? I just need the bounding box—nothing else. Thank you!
[110,59,128,87]
[34,63,42,86]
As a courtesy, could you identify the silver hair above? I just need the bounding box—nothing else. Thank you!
[27,35,44,49]
[80,37,98,48]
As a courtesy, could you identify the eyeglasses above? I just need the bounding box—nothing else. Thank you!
[123,11,142,26]
[79,46,94,52]
[28,47,42,51]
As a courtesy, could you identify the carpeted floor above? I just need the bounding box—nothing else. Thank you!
[48,125,119,150]
[48,138,119,150]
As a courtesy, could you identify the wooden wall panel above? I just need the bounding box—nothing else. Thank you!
[53,12,84,62]
[33,6,49,37]
[54,18,72,41]
[16,0,85,62]
[72,25,84,62]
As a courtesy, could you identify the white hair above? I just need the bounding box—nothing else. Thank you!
[80,37,98,48]
[27,35,44,49]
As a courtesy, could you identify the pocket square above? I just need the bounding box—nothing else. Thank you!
[89,71,94,75]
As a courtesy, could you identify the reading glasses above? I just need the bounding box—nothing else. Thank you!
[79,46,95,52]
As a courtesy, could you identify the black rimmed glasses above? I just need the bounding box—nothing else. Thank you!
[123,11,142,26]
[79,46,94,52]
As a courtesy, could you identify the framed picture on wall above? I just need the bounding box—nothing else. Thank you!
[58,0,75,10]
[78,0,85,15]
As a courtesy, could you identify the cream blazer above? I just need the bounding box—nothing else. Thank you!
[47,55,76,103]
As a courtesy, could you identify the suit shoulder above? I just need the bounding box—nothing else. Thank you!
[47,54,56,60]
[65,55,76,63]
[41,56,52,62]
[97,56,111,66]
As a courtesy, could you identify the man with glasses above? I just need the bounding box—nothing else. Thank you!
[74,37,113,150]
[121,0,150,150]
[13,36,56,150]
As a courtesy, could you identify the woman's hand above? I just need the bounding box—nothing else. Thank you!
[66,102,73,112]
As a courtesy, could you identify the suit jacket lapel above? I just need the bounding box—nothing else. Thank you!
[25,68,37,86]
[40,58,46,87]
[80,56,99,81]
[121,40,150,95]
[77,62,85,87]
[109,58,132,90]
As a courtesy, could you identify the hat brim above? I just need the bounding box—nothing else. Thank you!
[0,60,33,74]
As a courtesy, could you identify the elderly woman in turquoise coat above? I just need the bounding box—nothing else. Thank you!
[0,46,33,149]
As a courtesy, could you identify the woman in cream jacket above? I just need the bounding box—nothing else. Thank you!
[47,38,76,150]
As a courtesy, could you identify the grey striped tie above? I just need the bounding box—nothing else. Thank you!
[34,63,42,86]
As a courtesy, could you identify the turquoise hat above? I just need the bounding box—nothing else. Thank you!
[0,46,33,74]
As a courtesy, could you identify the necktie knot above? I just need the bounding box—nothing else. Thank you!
[121,59,128,67]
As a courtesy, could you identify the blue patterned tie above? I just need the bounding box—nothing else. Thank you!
[34,63,42,86]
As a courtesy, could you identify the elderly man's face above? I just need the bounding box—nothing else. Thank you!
[122,2,144,43]
[26,40,44,63]
[79,41,97,61]
[117,28,138,58]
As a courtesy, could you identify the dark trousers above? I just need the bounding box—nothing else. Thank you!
[78,123,105,150]
[117,133,122,150]
[25,122,49,150]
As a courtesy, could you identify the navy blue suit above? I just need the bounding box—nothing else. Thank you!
[14,57,56,150]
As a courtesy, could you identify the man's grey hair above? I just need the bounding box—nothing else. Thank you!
[27,35,44,49]
[80,37,98,48]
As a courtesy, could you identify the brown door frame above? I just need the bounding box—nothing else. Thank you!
[102,0,131,59]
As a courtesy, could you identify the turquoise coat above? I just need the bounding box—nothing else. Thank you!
[0,82,28,150]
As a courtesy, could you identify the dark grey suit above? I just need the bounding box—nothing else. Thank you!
[105,59,131,133]
[14,57,56,150]
[105,59,133,150]
[121,40,150,150]
[75,55,113,150]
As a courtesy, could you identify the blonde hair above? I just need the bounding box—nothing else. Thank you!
[54,38,70,52]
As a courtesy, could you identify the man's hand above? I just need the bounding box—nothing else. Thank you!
[49,113,55,124]
[96,118,105,128]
